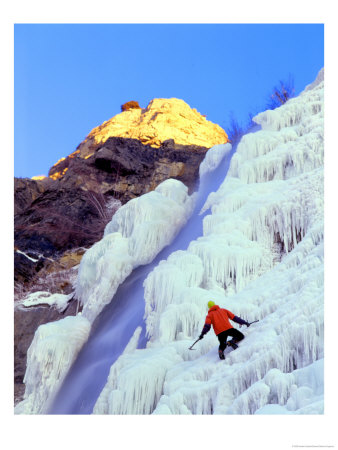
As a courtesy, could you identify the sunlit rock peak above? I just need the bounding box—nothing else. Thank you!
[76,98,228,158]
[31,175,47,181]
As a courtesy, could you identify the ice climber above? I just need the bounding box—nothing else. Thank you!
[199,301,251,360]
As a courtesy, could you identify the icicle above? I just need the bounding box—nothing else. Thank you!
[93,344,182,415]
[229,382,270,414]
[15,316,91,414]
[143,251,205,341]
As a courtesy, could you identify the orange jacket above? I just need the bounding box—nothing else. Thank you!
[205,305,235,335]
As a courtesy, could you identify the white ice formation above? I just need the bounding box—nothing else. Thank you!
[15,316,91,414]
[76,178,195,323]
[199,143,232,178]
[15,178,196,414]
[94,69,324,415]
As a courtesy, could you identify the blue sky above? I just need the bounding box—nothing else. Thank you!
[14,24,324,178]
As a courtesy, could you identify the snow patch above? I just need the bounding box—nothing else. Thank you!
[15,249,39,262]
[19,291,73,312]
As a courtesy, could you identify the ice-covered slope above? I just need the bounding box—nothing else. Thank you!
[15,178,197,414]
[93,69,324,414]
[75,179,196,323]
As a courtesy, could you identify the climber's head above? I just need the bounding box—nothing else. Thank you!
[207,300,215,309]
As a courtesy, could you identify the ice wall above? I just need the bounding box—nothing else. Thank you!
[76,178,195,323]
[94,69,324,415]
[15,316,90,414]
[16,178,196,415]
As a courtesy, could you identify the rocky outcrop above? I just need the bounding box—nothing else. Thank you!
[15,95,228,282]
[50,98,228,172]
[14,251,47,284]
[15,137,210,269]
[14,177,58,215]
[15,186,106,254]
[16,98,227,278]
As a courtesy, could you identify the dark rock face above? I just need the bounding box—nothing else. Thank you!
[49,136,207,199]
[15,187,106,253]
[14,251,45,284]
[14,177,57,215]
[15,137,208,275]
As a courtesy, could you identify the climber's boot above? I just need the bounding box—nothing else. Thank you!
[218,349,225,360]
[227,339,239,350]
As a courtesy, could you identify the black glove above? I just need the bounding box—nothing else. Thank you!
[199,334,204,340]
[246,322,251,327]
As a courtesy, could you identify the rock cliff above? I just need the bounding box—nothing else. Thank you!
[70,98,227,161]
[16,98,228,270]
[15,137,212,268]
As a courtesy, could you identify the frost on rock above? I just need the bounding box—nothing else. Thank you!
[15,316,90,414]
[95,70,324,415]
[75,178,195,323]
[19,291,73,312]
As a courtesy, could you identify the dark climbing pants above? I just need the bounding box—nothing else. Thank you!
[217,328,245,352]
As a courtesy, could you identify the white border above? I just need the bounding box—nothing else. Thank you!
[2,1,336,449]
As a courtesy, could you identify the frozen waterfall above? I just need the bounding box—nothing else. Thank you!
[16,69,324,416]
[93,70,324,415]
[15,141,234,414]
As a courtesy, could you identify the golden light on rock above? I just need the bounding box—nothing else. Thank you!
[48,150,81,179]
[50,172,61,180]
[52,157,66,167]
[77,98,228,158]
[49,167,68,181]
[49,98,228,179]
[31,175,47,181]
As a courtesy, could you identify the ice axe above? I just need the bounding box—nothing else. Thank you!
[240,319,259,328]
[247,320,259,326]
[188,337,202,350]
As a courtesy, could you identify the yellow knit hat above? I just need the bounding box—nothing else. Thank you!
[208,300,215,309]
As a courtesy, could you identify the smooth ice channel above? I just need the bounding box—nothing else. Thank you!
[47,140,243,414]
